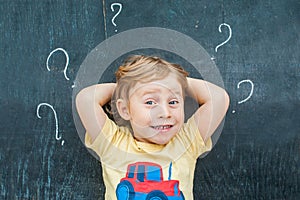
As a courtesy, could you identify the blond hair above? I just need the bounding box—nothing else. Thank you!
[110,55,189,128]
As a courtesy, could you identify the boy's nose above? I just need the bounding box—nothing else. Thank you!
[157,104,171,118]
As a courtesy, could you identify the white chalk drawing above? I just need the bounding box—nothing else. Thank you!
[215,23,232,52]
[36,103,64,146]
[232,79,254,113]
[46,48,70,80]
[237,79,254,104]
[110,3,122,32]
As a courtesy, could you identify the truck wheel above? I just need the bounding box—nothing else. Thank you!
[116,180,135,200]
[179,191,185,200]
[145,190,168,200]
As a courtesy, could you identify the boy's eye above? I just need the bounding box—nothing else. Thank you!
[169,100,179,105]
[145,100,155,105]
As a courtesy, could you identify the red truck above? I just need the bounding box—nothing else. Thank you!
[116,162,185,200]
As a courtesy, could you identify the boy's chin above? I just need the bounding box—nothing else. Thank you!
[135,136,170,145]
[151,136,173,145]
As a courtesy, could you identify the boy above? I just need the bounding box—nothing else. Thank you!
[76,55,229,199]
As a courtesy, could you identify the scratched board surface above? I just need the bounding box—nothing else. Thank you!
[0,0,299,199]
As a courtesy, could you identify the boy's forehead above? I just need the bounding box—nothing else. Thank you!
[131,80,183,96]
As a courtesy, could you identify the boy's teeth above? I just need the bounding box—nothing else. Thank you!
[154,125,171,130]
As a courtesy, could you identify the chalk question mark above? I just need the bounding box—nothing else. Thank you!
[111,3,122,33]
[237,79,254,104]
[46,48,70,81]
[232,79,254,113]
[36,103,65,146]
[46,48,76,88]
[215,23,232,52]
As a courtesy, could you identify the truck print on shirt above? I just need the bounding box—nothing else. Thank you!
[116,162,185,200]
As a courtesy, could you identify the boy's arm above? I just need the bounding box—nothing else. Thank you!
[75,83,116,142]
[187,77,230,142]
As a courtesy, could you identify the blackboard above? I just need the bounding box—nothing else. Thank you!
[1,0,299,199]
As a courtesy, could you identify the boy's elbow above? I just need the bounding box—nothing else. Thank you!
[75,89,84,105]
[223,90,230,112]
[75,91,84,111]
[76,88,91,109]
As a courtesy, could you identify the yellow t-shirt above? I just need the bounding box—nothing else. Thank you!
[85,115,212,200]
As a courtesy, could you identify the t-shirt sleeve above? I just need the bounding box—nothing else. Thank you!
[179,115,212,158]
[85,116,119,157]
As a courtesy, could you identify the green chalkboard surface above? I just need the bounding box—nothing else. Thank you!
[0,0,299,199]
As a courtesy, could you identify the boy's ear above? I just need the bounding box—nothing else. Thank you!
[116,99,130,120]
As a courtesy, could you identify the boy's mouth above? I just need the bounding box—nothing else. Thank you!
[151,125,173,130]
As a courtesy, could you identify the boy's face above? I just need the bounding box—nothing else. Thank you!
[125,73,185,145]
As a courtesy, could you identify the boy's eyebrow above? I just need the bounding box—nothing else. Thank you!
[170,91,183,98]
